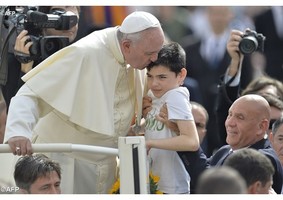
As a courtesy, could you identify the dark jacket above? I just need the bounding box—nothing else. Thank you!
[179,138,283,194]
[254,8,283,81]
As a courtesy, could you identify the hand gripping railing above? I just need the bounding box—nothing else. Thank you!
[0,136,148,194]
[0,143,118,155]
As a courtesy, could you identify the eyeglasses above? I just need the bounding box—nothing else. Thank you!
[269,119,277,130]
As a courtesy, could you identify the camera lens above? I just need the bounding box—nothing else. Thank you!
[40,36,69,59]
[239,36,258,55]
[44,38,62,55]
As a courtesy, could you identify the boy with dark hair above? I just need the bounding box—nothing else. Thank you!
[145,42,199,194]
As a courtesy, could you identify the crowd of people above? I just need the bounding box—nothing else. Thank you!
[0,6,283,195]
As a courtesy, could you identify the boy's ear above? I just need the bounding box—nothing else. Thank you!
[180,68,187,77]
[179,68,187,85]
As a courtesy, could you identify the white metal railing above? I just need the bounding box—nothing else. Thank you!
[0,136,148,194]
[0,143,118,155]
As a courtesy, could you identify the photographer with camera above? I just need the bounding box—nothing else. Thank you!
[216,29,283,148]
[1,6,80,110]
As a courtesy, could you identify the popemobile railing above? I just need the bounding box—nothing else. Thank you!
[0,136,148,194]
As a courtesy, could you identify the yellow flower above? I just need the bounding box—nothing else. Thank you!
[155,190,163,194]
[109,178,120,194]
[109,172,162,194]
[149,172,160,183]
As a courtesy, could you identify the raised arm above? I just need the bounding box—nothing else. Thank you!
[226,29,244,77]
[14,30,35,73]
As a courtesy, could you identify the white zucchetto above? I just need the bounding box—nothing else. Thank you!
[120,11,160,34]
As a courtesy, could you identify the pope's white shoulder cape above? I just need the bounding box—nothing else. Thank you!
[21,27,131,136]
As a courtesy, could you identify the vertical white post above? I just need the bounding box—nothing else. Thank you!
[118,136,148,194]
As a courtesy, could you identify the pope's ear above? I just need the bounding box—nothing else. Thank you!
[121,39,131,53]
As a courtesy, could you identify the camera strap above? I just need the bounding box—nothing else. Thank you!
[14,50,34,64]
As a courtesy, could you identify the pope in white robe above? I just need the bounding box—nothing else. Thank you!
[3,11,165,193]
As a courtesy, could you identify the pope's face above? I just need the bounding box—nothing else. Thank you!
[124,27,164,70]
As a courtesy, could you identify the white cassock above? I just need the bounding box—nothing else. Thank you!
[3,26,146,194]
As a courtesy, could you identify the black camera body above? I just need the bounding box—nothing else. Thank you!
[3,6,78,61]
[29,35,69,60]
[23,9,78,36]
[239,30,266,55]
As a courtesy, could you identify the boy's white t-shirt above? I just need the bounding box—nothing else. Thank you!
[145,86,194,194]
